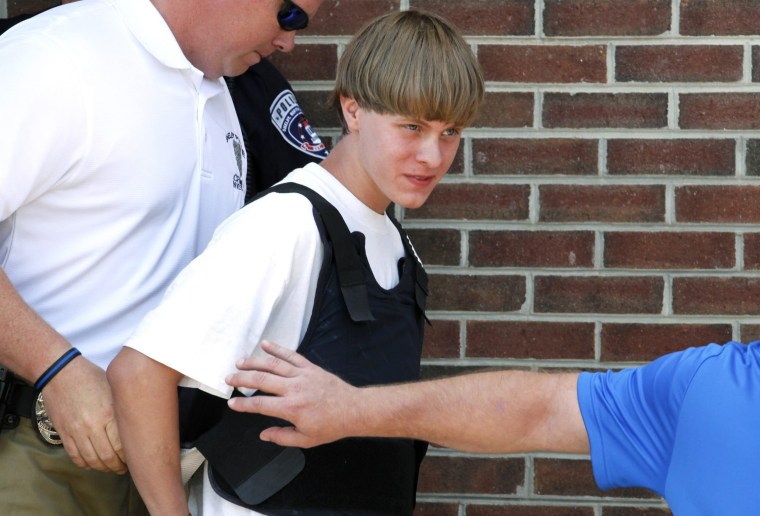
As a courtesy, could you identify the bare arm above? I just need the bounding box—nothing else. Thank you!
[108,347,188,516]
[226,341,589,454]
[0,267,126,473]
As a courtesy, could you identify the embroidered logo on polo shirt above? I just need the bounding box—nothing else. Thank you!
[226,131,244,191]
[270,90,328,159]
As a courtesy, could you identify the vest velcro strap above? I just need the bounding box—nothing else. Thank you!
[195,408,305,505]
[340,284,376,321]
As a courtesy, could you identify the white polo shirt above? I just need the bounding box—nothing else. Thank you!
[0,0,245,369]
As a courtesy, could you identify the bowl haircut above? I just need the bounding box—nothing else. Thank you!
[331,10,485,134]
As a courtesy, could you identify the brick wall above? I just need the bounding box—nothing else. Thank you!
[10,0,759,514]
[275,1,760,514]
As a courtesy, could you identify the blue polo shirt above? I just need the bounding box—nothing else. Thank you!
[578,341,760,515]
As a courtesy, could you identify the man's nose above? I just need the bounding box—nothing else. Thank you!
[273,30,297,53]
[417,137,443,168]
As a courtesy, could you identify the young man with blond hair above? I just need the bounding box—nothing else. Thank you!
[109,10,483,515]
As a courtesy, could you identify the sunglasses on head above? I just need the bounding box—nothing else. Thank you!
[278,0,309,31]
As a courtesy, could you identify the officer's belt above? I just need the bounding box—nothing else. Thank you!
[0,369,36,424]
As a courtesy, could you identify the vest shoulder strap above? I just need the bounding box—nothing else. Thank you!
[386,212,429,320]
[266,182,375,322]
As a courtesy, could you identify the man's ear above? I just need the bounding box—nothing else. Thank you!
[340,96,361,133]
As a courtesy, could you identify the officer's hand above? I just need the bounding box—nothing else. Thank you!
[226,341,359,448]
[42,357,127,473]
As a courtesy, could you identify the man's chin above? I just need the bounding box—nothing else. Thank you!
[224,54,262,78]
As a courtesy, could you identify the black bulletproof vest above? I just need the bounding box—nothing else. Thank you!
[184,183,429,515]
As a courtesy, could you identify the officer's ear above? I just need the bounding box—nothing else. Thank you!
[340,96,361,134]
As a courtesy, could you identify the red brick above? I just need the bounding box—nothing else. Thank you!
[673,277,760,315]
[744,233,760,269]
[268,45,338,81]
[607,139,735,176]
[540,185,665,223]
[405,229,461,267]
[535,458,660,498]
[304,0,399,35]
[544,93,668,128]
[604,232,735,269]
[470,230,595,267]
[601,323,733,362]
[479,45,606,83]
[680,94,760,129]
[406,184,530,221]
[535,276,663,314]
[602,507,672,516]
[413,502,459,516]
[417,455,525,494]
[681,0,760,36]
[747,139,760,176]
[676,186,760,223]
[410,0,535,36]
[472,93,534,129]
[422,319,461,359]
[448,144,466,176]
[544,0,671,36]
[7,0,56,16]
[740,324,760,343]
[467,321,595,359]
[473,139,598,176]
[616,45,743,82]
[469,506,593,516]
[427,274,526,312]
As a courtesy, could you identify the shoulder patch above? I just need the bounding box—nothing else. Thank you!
[270,90,329,159]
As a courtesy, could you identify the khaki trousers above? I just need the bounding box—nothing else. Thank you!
[0,422,147,516]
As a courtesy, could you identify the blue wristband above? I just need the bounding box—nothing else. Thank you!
[34,348,82,392]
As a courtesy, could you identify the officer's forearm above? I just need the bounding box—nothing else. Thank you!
[0,267,71,381]
[353,370,588,455]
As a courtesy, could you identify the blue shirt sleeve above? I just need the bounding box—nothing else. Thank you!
[577,343,724,495]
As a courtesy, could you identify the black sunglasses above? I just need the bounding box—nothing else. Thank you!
[278,0,309,31]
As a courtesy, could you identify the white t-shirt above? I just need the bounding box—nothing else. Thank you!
[0,0,244,369]
[125,163,407,515]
